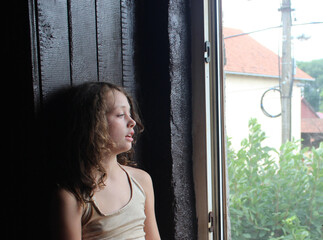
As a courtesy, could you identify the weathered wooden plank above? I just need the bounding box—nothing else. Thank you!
[69,0,98,84]
[28,0,41,111]
[121,0,136,96]
[36,0,71,100]
[96,0,122,85]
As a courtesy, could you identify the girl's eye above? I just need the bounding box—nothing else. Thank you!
[116,111,131,118]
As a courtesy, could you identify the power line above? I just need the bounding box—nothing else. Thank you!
[224,21,323,39]
[224,25,282,39]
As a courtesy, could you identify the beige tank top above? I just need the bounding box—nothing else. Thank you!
[81,168,146,240]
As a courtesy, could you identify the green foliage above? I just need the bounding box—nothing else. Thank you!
[228,118,323,239]
[297,59,323,111]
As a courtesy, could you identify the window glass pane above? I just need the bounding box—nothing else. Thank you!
[222,0,323,239]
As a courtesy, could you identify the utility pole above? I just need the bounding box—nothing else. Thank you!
[279,0,293,144]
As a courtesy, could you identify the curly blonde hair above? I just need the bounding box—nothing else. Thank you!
[54,82,143,204]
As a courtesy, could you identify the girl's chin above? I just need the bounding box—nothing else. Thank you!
[111,145,132,155]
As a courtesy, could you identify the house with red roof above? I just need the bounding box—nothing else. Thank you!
[223,27,314,150]
[301,98,323,148]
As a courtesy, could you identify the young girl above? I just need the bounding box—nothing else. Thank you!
[50,82,160,240]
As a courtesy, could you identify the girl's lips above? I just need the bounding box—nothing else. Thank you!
[125,135,134,142]
[125,132,134,141]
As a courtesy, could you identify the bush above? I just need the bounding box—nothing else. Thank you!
[227,118,323,240]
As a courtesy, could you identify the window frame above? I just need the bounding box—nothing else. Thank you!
[192,0,227,239]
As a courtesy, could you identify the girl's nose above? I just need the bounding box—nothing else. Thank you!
[128,117,136,128]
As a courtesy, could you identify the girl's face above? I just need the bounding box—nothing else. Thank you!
[106,90,136,155]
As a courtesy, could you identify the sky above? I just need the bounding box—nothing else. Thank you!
[222,0,323,62]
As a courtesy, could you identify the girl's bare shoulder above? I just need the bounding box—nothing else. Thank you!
[55,187,76,202]
[52,187,82,214]
[123,166,153,189]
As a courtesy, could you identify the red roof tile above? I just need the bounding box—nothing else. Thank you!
[223,28,314,80]
[301,98,319,118]
[301,98,323,133]
[301,118,323,133]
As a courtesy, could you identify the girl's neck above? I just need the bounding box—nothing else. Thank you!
[100,154,120,176]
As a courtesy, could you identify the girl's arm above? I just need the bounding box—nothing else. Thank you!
[50,188,83,240]
[142,173,161,240]
[127,167,161,240]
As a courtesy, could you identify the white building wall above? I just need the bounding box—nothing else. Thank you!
[224,73,301,151]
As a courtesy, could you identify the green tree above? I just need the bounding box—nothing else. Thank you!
[297,59,323,112]
[228,119,323,239]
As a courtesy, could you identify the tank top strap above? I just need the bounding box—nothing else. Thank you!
[129,173,146,198]
[118,164,146,198]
